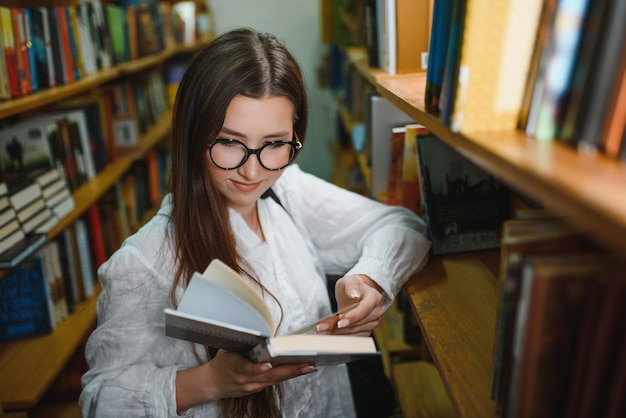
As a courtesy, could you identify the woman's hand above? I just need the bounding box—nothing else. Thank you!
[318,274,385,337]
[176,350,316,412]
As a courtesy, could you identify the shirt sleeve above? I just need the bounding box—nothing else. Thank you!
[79,225,203,418]
[274,165,431,306]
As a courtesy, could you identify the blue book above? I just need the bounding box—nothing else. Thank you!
[425,0,453,113]
[0,256,53,342]
[22,8,39,92]
[439,0,466,126]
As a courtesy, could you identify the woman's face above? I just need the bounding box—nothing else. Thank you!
[206,94,296,215]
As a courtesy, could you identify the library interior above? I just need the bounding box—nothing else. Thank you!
[0,0,624,417]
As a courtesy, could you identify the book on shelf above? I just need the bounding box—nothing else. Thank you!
[564,270,626,418]
[559,0,626,152]
[385,126,406,206]
[424,0,453,112]
[450,0,543,133]
[29,6,52,90]
[506,252,615,418]
[363,0,380,68]
[602,56,626,159]
[0,12,11,100]
[0,256,55,342]
[416,134,510,255]
[438,0,466,125]
[164,259,379,366]
[367,94,415,201]
[524,0,591,141]
[490,217,599,416]
[379,0,430,75]
[0,6,20,98]
[0,232,46,269]
[400,123,427,214]
[63,5,82,82]
[11,7,34,96]
[0,121,56,174]
[22,8,38,93]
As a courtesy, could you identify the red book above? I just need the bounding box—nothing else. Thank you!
[11,8,32,95]
[54,6,74,84]
[85,204,107,270]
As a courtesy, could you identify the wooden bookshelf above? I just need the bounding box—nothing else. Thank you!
[0,16,212,412]
[405,251,499,418]
[0,286,98,410]
[375,73,626,255]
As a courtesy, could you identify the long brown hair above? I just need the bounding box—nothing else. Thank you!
[168,28,308,417]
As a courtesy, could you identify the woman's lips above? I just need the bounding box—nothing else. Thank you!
[232,180,261,193]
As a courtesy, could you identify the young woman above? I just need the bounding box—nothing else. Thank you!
[79,28,430,418]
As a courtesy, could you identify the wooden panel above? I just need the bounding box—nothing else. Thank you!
[406,252,498,418]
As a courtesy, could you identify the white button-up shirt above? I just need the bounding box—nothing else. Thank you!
[79,165,430,417]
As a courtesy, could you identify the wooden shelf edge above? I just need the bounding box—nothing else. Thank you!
[0,38,212,120]
[405,251,498,418]
[0,286,99,411]
[375,74,626,254]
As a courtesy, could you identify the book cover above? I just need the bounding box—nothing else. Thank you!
[385,126,406,205]
[394,0,430,74]
[560,0,626,150]
[54,5,75,84]
[46,6,66,85]
[22,8,38,92]
[508,253,610,418]
[363,0,380,68]
[11,8,32,96]
[367,95,415,201]
[549,0,608,142]
[416,135,509,254]
[164,259,379,366]
[528,0,592,142]
[136,1,161,57]
[56,95,111,173]
[0,121,55,174]
[0,6,20,98]
[0,14,11,99]
[0,256,54,342]
[491,218,596,414]
[29,7,51,90]
[104,3,128,65]
[566,272,626,418]
[0,232,45,269]
[425,0,453,112]
[450,0,543,133]
[438,0,466,126]
[74,3,97,77]
[401,123,428,215]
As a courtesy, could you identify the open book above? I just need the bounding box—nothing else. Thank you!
[164,259,379,366]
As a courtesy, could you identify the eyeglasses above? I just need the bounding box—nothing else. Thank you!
[208,135,302,171]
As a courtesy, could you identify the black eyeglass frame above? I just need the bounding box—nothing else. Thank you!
[208,134,303,171]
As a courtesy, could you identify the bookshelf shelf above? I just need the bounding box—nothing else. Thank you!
[0,286,99,410]
[375,73,626,254]
[0,4,212,410]
[406,251,499,418]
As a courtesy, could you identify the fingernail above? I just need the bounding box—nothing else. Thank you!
[316,323,330,332]
[350,289,360,299]
[261,362,273,372]
[302,365,318,373]
[337,319,350,328]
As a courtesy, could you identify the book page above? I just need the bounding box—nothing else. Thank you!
[200,259,275,332]
[178,269,273,337]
